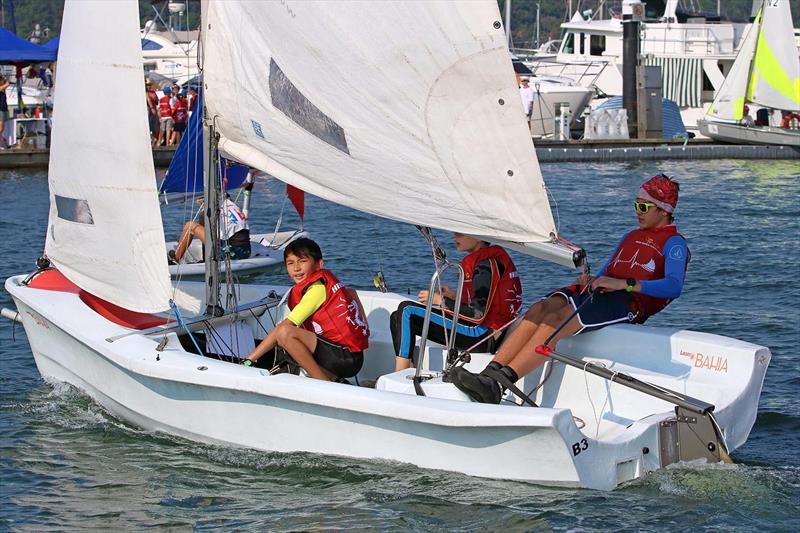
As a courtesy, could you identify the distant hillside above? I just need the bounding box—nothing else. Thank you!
[0,0,795,50]
[0,0,200,41]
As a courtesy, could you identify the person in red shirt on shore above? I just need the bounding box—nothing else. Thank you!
[172,91,189,145]
[452,174,689,404]
[157,86,173,146]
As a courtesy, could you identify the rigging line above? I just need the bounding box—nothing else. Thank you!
[170,300,203,355]
[546,185,561,235]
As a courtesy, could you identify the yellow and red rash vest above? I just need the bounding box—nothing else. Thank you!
[459,245,523,330]
[287,269,370,352]
[604,225,683,318]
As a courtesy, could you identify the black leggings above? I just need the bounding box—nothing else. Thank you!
[389,301,499,360]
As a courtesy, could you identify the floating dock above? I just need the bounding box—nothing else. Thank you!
[0,140,798,170]
[0,147,177,170]
[535,138,800,163]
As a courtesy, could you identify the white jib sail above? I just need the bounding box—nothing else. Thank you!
[44,0,171,313]
[746,0,800,112]
[707,12,760,121]
[204,1,557,249]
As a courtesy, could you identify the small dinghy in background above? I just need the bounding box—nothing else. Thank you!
[4,0,770,490]
[697,0,800,146]
[159,90,307,278]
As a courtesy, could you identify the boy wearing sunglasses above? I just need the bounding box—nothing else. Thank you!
[451,174,689,404]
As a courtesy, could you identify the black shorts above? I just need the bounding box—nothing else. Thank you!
[174,122,187,133]
[313,336,363,379]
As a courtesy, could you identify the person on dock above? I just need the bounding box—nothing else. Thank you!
[519,77,535,120]
[390,234,522,372]
[145,82,159,147]
[157,86,174,146]
[172,91,189,145]
[451,174,689,404]
[242,238,370,382]
[0,75,9,148]
[169,195,251,265]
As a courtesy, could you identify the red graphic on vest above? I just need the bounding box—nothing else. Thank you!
[158,95,172,118]
[605,225,684,318]
[460,245,522,329]
[288,269,369,353]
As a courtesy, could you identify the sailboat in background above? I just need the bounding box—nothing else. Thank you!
[698,0,800,145]
[4,0,771,490]
[160,90,307,278]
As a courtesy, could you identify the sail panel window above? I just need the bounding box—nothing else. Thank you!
[55,195,94,225]
[590,35,606,56]
[269,59,350,155]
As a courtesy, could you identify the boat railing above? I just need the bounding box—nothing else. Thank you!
[525,57,610,90]
[641,24,736,56]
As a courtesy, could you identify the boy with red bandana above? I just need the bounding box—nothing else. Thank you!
[243,238,370,381]
[452,175,689,404]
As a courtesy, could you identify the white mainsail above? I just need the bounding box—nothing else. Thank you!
[204,1,565,261]
[708,0,800,121]
[707,11,760,121]
[44,0,171,313]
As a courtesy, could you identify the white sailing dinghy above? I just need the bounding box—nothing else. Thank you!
[160,90,307,278]
[698,0,800,146]
[4,0,771,490]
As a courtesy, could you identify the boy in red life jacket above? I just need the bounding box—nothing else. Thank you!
[452,174,689,404]
[390,233,522,372]
[157,86,174,147]
[242,238,370,381]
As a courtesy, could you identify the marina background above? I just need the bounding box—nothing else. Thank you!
[1,159,798,530]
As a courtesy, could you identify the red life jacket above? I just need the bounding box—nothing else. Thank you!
[604,225,686,318]
[287,269,370,352]
[173,100,188,124]
[459,245,522,330]
[158,95,172,118]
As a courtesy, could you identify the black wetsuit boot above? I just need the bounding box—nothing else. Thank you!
[450,362,504,404]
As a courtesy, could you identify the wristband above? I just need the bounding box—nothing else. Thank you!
[242,359,253,366]
[625,278,636,293]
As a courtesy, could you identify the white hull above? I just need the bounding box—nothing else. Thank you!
[698,119,800,146]
[6,273,771,490]
[165,230,306,278]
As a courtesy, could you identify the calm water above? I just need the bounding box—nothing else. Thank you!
[1,160,799,531]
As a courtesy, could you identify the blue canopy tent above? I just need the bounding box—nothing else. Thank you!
[41,36,59,53]
[0,28,56,63]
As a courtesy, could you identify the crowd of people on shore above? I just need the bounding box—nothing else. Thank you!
[145,82,197,147]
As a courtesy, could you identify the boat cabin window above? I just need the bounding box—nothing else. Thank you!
[562,32,575,54]
[590,34,606,56]
[141,39,163,51]
[579,33,585,55]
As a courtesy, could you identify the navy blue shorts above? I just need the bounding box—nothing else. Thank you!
[549,284,642,333]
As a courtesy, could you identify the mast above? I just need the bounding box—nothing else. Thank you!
[201,0,222,316]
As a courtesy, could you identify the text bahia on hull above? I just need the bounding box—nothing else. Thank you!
[5,0,770,490]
